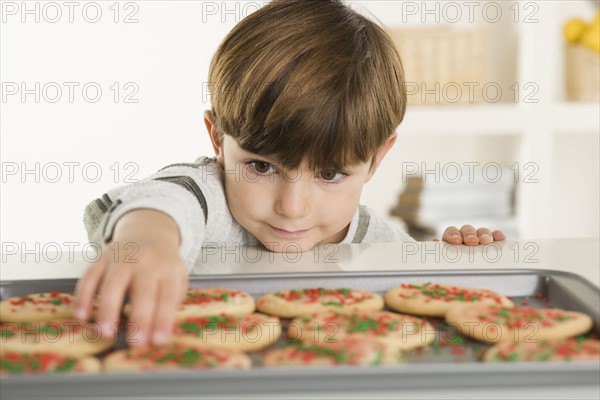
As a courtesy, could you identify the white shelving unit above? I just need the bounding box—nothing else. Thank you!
[358,0,600,239]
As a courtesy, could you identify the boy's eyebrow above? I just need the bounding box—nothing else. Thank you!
[237,148,281,165]
[236,146,363,172]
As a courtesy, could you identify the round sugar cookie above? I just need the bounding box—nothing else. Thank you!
[0,292,99,322]
[289,310,434,351]
[384,282,513,317]
[103,343,251,372]
[256,288,384,318]
[445,303,593,344]
[123,288,255,318]
[484,337,600,362]
[1,292,75,322]
[171,313,281,352]
[262,339,402,367]
[0,320,113,356]
[0,352,101,375]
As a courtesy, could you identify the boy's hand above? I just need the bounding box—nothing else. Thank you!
[74,209,188,346]
[436,225,505,245]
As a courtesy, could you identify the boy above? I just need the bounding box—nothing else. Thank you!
[75,0,504,346]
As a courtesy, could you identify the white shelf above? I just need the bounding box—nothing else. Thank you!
[398,103,600,136]
[553,103,600,133]
[377,1,600,240]
[398,104,525,136]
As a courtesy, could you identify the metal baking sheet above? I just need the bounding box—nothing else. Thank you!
[1,269,599,399]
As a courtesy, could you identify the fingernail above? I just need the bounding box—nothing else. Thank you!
[467,234,477,241]
[75,308,87,320]
[99,322,112,337]
[451,234,460,240]
[481,233,492,243]
[136,332,147,346]
[153,331,167,345]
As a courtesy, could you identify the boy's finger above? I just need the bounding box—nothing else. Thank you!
[74,258,107,321]
[477,228,493,244]
[96,267,132,339]
[151,278,183,345]
[492,230,506,241]
[128,274,160,347]
[460,225,478,245]
[441,226,462,244]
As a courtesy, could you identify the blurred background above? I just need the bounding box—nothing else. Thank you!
[1,0,599,252]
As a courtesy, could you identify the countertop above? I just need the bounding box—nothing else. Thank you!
[3,238,599,287]
[1,238,599,400]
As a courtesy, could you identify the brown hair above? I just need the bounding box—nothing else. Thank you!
[207,0,406,171]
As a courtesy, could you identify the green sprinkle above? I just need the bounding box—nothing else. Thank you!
[372,350,382,365]
[156,353,177,364]
[348,319,379,333]
[207,358,219,367]
[180,349,201,367]
[50,299,63,305]
[55,359,77,372]
[297,344,348,363]
[535,352,553,361]
[30,359,41,371]
[1,359,24,373]
[180,321,204,337]
[322,301,342,307]
[446,335,463,345]
[1,329,16,338]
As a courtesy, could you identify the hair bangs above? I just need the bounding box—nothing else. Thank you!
[208,0,406,173]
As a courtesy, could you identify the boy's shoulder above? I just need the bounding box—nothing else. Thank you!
[348,205,415,244]
[158,156,220,174]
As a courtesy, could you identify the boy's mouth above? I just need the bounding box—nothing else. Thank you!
[268,224,310,239]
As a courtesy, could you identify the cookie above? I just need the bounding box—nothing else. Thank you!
[103,343,251,371]
[262,339,402,367]
[484,337,600,362]
[171,313,281,352]
[289,310,434,351]
[256,288,384,318]
[0,352,101,375]
[1,292,76,322]
[385,283,513,317]
[123,288,255,318]
[445,303,593,344]
[0,320,114,356]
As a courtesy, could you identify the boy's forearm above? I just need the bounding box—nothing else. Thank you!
[111,209,180,250]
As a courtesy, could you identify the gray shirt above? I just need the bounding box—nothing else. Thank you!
[83,157,415,270]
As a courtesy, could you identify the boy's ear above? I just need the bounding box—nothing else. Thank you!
[366,134,397,182]
[203,110,224,163]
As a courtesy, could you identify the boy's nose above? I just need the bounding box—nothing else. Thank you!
[274,178,311,219]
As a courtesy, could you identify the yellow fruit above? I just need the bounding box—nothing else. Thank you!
[564,19,588,43]
[581,25,600,53]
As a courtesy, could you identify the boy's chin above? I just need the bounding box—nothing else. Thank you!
[259,239,315,253]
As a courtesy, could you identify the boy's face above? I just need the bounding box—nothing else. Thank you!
[221,135,367,252]
[204,112,396,253]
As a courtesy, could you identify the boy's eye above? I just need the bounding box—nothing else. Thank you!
[318,169,344,182]
[249,161,275,174]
